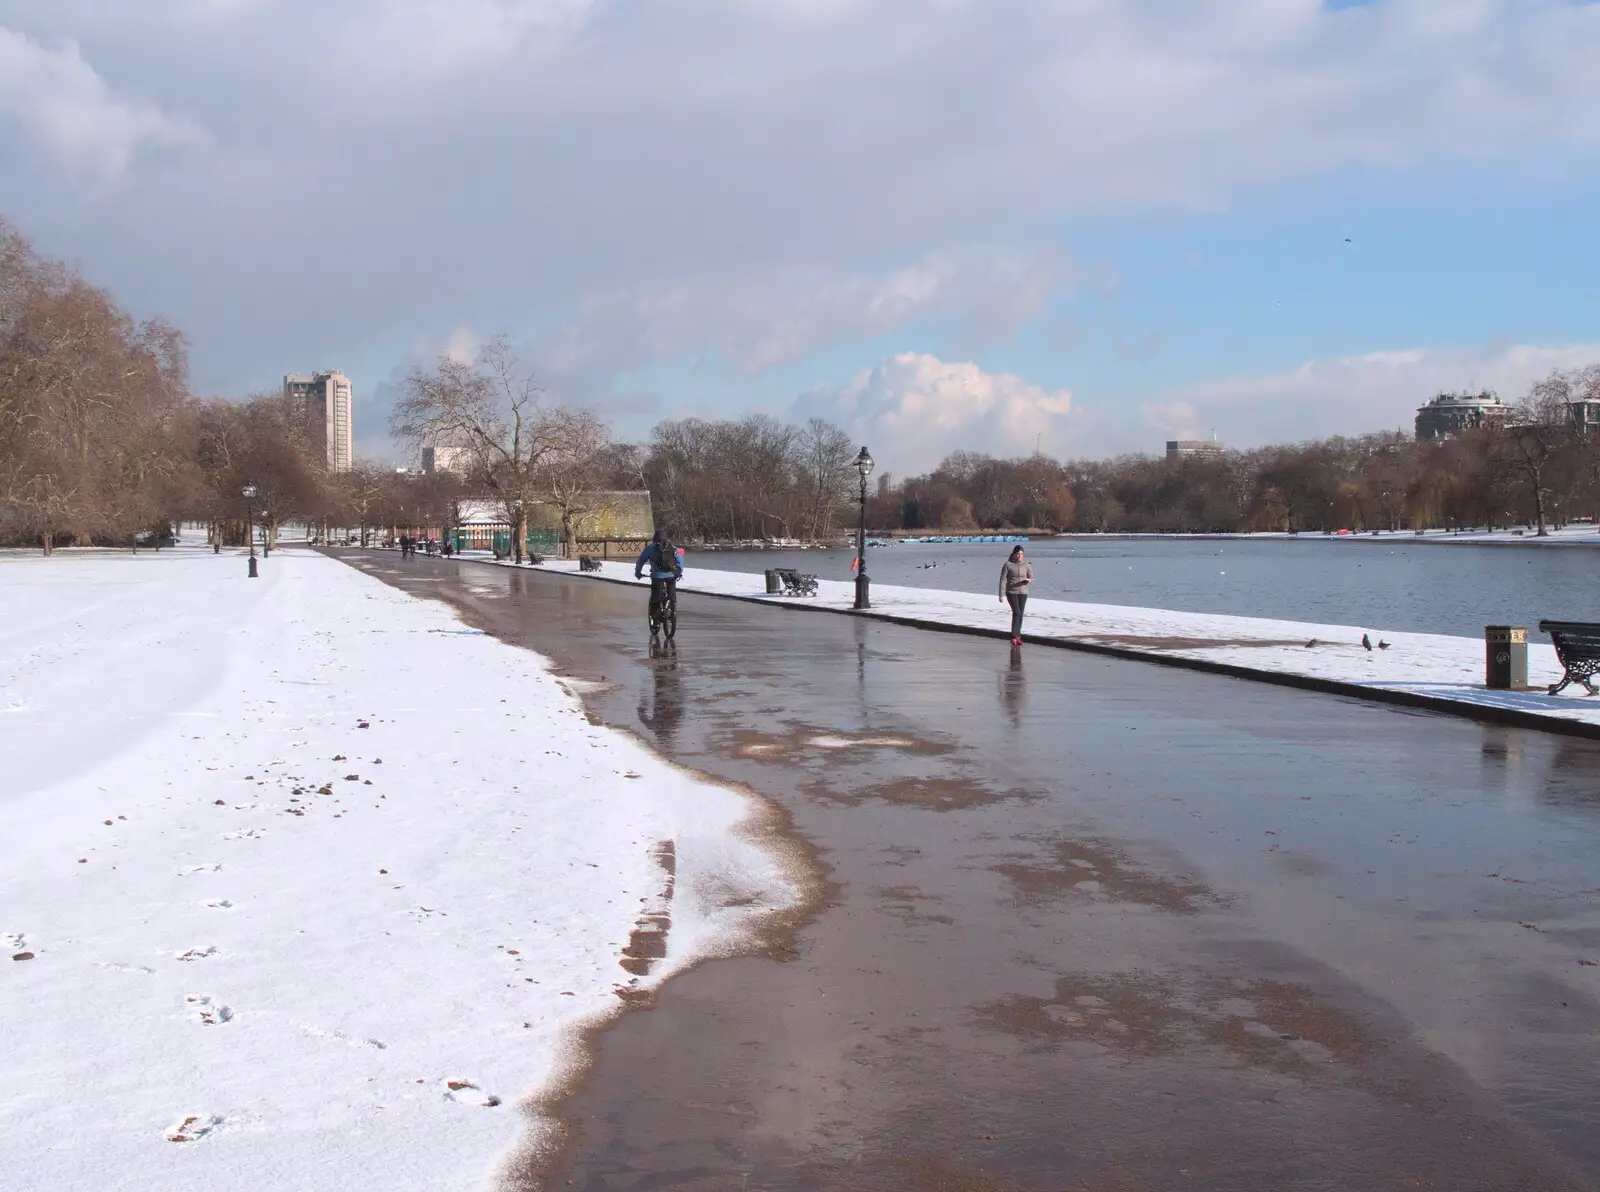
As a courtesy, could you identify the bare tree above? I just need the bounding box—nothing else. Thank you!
[797,418,855,541]
[392,334,567,564]
[532,407,613,557]
[0,218,196,552]
[340,462,394,547]
[1494,372,1580,536]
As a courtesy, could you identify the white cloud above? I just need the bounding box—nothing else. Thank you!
[797,352,1073,472]
[533,246,1074,398]
[2,0,1600,415]
[441,326,480,365]
[1135,341,1600,450]
[347,0,599,77]
[0,27,204,179]
[1140,401,1204,442]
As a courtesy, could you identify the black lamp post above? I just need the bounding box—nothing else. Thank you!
[242,483,259,578]
[853,446,874,610]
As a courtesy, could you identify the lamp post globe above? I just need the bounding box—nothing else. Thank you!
[853,446,874,610]
[242,483,259,578]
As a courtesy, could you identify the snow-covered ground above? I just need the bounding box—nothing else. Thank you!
[467,553,1600,733]
[0,544,795,1191]
[1053,525,1600,546]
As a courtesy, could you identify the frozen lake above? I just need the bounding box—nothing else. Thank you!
[696,537,1598,639]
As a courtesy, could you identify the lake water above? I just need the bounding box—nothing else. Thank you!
[692,537,1598,639]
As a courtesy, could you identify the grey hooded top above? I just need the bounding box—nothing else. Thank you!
[998,558,1033,598]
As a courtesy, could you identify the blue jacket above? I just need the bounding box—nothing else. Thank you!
[635,540,683,581]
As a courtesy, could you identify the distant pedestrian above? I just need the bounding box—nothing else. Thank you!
[998,544,1033,645]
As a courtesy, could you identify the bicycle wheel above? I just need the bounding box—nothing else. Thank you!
[663,596,677,641]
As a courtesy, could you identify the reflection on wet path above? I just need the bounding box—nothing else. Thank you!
[340,552,1600,1191]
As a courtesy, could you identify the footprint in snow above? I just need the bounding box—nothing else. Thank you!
[202,899,235,910]
[165,1113,222,1143]
[223,828,264,841]
[98,960,156,975]
[175,946,219,962]
[301,1024,385,1050]
[185,995,233,1025]
[441,1078,500,1107]
[180,864,224,876]
[2,932,24,952]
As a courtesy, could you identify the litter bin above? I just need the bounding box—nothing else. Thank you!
[1485,625,1527,689]
[765,569,781,594]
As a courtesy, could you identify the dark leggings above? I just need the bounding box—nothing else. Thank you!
[650,576,677,616]
[1007,592,1028,636]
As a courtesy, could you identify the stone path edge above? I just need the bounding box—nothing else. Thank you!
[440,553,1600,744]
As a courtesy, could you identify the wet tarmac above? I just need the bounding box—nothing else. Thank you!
[340,552,1600,1191]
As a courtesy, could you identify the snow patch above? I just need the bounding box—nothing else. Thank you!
[0,546,796,1192]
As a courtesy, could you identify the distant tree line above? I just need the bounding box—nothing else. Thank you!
[0,218,193,552]
[860,371,1600,537]
[7,215,1600,552]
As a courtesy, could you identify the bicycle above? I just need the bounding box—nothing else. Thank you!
[648,579,677,642]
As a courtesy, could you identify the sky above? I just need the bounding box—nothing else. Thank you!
[2,0,1598,472]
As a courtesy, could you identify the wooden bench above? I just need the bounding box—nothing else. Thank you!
[1539,620,1600,696]
[775,568,818,597]
[578,555,602,572]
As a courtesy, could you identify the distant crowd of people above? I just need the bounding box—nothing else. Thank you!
[394,535,452,559]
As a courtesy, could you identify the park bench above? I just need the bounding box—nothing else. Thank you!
[1539,620,1600,696]
[775,568,819,597]
[578,555,602,572]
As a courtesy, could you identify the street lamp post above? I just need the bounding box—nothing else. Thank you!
[242,483,259,578]
[853,446,874,610]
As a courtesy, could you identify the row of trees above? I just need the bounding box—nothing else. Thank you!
[641,415,859,543]
[387,340,870,554]
[0,221,646,556]
[0,219,194,552]
[852,373,1600,538]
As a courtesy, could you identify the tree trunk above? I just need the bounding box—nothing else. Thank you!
[42,530,53,556]
[1535,484,1549,536]
[513,508,525,564]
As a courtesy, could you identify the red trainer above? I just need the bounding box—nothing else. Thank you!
[1011,637,1021,646]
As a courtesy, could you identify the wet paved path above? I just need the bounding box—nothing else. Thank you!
[341,552,1600,1191]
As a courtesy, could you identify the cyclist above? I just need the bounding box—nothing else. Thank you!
[635,529,683,631]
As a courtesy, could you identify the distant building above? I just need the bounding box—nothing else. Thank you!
[284,371,353,471]
[445,492,656,556]
[421,445,472,475]
[1570,395,1600,433]
[1414,391,1510,442]
[1166,439,1226,460]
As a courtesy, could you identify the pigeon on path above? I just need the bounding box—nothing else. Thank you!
[1305,638,1319,648]
[1378,640,1391,650]
[1362,633,1373,651]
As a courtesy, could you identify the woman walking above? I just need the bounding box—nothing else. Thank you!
[998,544,1033,645]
